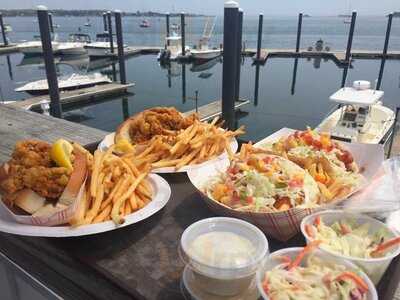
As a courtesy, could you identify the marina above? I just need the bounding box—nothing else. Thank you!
[0,3,400,300]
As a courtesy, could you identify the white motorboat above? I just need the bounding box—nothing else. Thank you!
[158,32,189,61]
[17,36,60,55]
[84,18,91,27]
[15,73,111,95]
[85,33,122,57]
[317,80,395,144]
[0,24,12,33]
[57,33,90,55]
[189,17,221,61]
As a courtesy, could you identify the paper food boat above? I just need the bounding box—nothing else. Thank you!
[188,128,385,241]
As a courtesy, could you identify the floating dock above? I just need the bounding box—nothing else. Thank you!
[246,48,400,66]
[7,83,134,112]
[0,44,19,55]
[183,99,250,121]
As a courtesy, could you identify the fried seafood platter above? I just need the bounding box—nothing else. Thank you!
[113,107,245,171]
[0,139,155,228]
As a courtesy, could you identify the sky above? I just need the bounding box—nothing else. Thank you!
[1,0,398,16]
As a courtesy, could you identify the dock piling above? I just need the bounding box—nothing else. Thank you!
[295,13,303,53]
[103,13,108,32]
[107,11,114,54]
[222,1,239,130]
[37,5,62,118]
[166,13,170,47]
[254,64,260,106]
[291,58,299,95]
[234,10,243,103]
[377,13,393,90]
[114,10,126,84]
[48,13,54,33]
[344,11,357,63]
[180,12,186,57]
[255,14,263,62]
[182,64,186,103]
[0,13,8,46]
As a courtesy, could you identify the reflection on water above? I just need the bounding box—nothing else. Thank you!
[0,50,399,142]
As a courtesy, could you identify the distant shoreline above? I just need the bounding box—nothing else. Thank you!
[0,9,207,17]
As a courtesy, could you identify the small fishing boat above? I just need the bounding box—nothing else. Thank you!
[140,20,151,28]
[0,24,12,33]
[171,23,180,31]
[317,80,395,144]
[189,17,221,61]
[84,18,91,27]
[17,36,60,56]
[57,33,91,55]
[158,32,189,62]
[15,73,111,95]
[84,33,123,57]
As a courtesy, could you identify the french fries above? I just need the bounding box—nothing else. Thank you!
[117,117,245,171]
[71,149,153,226]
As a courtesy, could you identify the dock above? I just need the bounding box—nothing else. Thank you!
[7,82,134,111]
[183,99,250,121]
[96,46,162,59]
[246,48,400,66]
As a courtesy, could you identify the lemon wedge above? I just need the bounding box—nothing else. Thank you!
[115,138,135,153]
[51,139,74,171]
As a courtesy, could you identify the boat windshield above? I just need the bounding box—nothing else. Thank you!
[96,33,110,42]
[69,34,91,43]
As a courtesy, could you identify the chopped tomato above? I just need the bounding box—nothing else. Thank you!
[302,133,313,145]
[314,216,321,227]
[340,222,352,235]
[263,156,274,164]
[262,277,270,294]
[288,178,303,188]
[228,166,239,175]
[338,150,354,165]
[312,139,323,150]
[246,196,254,204]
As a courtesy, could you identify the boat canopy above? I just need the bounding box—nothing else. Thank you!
[69,33,91,43]
[329,88,384,106]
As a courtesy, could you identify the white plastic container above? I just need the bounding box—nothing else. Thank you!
[353,80,371,90]
[180,217,269,296]
[256,247,378,300]
[300,210,400,285]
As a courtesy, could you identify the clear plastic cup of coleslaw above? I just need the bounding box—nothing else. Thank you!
[301,210,400,285]
[256,247,378,300]
[180,217,269,296]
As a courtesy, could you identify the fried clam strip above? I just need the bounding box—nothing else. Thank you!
[122,117,245,171]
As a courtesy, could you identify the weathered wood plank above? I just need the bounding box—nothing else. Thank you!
[183,99,250,121]
[8,83,134,111]
[0,104,108,162]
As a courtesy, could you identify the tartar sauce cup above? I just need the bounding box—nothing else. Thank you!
[301,210,400,285]
[256,247,378,300]
[180,217,269,297]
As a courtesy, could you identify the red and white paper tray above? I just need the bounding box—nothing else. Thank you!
[188,127,385,241]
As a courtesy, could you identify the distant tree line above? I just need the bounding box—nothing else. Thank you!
[0,9,205,17]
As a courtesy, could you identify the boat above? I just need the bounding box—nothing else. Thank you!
[317,80,395,144]
[140,20,150,28]
[84,18,91,27]
[15,73,111,95]
[57,33,90,55]
[0,24,12,33]
[17,35,60,56]
[189,17,221,61]
[84,33,123,57]
[190,56,221,72]
[158,32,189,62]
[171,23,180,31]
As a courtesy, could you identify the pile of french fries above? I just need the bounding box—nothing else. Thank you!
[121,117,245,171]
[70,145,152,226]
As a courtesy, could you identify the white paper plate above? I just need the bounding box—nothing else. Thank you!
[98,132,238,173]
[0,174,171,237]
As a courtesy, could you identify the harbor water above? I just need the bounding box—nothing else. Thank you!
[0,15,399,141]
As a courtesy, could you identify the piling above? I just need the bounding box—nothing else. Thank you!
[254,64,260,106]
[377,13,393,90]
[234,10,243,103]
[103,13,108,32]
[37,5,62,118]
[0,13,8,46]
[221,1,239,130]
[180,12,186,57]
[182,64,186,103]
[255,14,263,62]
[291,58,299,95]
[344,11,357,63]
[114,10,126,84]
[167,68,171,87]
[295,13,303,53]
[166,13,170,47]
[48,13,54,33]
[6,55,13,80]
[107,11,114,54]
[122,97,129,120]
